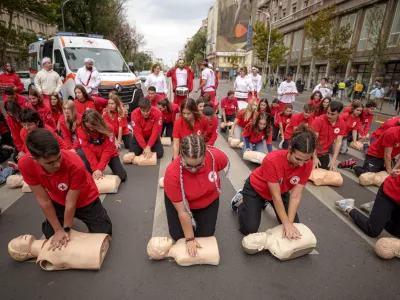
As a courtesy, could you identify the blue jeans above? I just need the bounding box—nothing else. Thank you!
[0,167,14,184]
[389,91,397,103]
[243,138,267,154]
[330,137,348,154]
[363,138,375,154]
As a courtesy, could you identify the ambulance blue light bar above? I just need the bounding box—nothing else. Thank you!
[55,32,103,39]
[56,32,77,36]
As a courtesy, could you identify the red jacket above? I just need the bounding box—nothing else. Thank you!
[92,96,108,114]
[5,115,23,151]
[76,126,119,172]
[59,114,82,150]
[74,99,96,115]
[131,106,162,149]
[161,103,180,124]
[27,103,57,130]
[20,125,67,153]
[166,66,194,92]
[0,72,24,99]
[203,115,219,146]
[4,94,29,109]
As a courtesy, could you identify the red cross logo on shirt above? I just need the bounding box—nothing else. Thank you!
[58,183,68,191]
[290,176,300,185]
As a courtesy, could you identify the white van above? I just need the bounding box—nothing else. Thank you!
[28,32,143,116]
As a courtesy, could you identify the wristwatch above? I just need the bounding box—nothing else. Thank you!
[63,226,71,233]
[185,237,195,244]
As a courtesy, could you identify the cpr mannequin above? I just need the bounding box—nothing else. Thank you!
[375,238,400,260]
[8,230,111,271]
[122,152,157,166]
[147,236,220,266]
[242,223,317,261]
[161,137,172,146]
[308,168,343,186]
[6,174,25,188]
[228,137,244,149]
[22,182,32,193]
[359,171,389,187]
[350,141,364,151]
[220,122,226,129]
[243,150,266,164]
[158,177,164,188]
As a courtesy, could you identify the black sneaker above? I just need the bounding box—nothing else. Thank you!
[231,189,243,212]
[261,201,269,210]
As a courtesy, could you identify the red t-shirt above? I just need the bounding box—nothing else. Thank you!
[311,114,346,155]
[284,113,314,140]
[76,127,119,172]
[243,124,267,144]
[145,94,164,107]
[20,125,68,153]
[367,127,400,159]
[274,113,292,130]
[235,109,255,128]
[172,116,208,140]
[164,148,228,209]
[103,110,130,137]
[58,114,82,150]
[307,99,322,108]
[131,107,162,149]
[371,116,400,140]
[27,103,57,130]
[383,175,400,204]
[204,115,219,146]
[161,103,180,124]
[339,112,363,136]
[74,99,96,115]
[250,150,312,200]
[313,108,327,118]
[5,115,23,151]
[221,97,238,116]
[360,110,374,137]
[52,110,63,124]
[18,150,99,208]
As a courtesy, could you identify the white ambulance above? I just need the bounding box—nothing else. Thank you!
[28,32,143,115]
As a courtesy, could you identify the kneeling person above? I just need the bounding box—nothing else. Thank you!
[18,129,112,248]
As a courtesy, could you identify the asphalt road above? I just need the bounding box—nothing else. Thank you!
[0,81,399,300]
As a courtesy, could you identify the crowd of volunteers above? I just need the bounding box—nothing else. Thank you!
[0,60,398,256]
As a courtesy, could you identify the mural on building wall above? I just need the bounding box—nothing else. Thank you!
[217,0,252,51]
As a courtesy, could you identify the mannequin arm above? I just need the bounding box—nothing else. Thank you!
[64,190,79,228]
[172,201,194,239]
[384,147,393,173]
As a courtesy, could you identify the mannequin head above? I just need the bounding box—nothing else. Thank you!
[147,237,173,260]
[242,232,269,254]
[375,238,400,259]
[123,152,136,164]
[8,235,38,261]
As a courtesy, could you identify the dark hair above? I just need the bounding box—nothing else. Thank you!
[29,88,44,107]
[26,128,60,159]
[196,98,205,105]
[289,124,317,154]
[303,103,315,113]
[203,105,214,117]
[227,90,234,97]
[239,67,247,74]
[4,87,15,96]
[148,86,156,92]
[74,84,92,101]
[180,98,202,131]
[365,100,377,109]
[50,94,63,114]
[350,100,363,115]
[310,91,322,101]
[3,62,15,73]
[279,104,293,116]
[158,98,172,113]
[21,108,44,128]
[328,101,344,113]
[200,60,208,67]
[5,100,23,121]
[258,98,271,115]
[315,97,331,117]
[252,112,271,139]
[272,98,279,104]
[202,93,211,103]
[151,63,161,73]
[139,97,151,109]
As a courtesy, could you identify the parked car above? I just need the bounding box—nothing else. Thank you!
[138,71,151,82]
[16,71,30,93]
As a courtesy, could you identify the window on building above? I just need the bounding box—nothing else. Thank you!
[292,3,297,14]
[304,0,309,8]
[228,57,231,63]
[303,38,311,58]
[358,5,386,51]
[283,34,291,57]
[224,57,226,63]
[388,1,400,47]
[291,30,303,59]
[383,63,400,86]
[340,13,357,48]
[282,9,286,18]
[274,14,277,21]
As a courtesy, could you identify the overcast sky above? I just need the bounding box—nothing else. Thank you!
[127,0,215,67]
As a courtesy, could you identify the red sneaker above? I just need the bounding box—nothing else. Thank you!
[338,158,356,169]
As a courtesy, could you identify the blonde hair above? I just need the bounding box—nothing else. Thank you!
[63,100,79,132]
[107,94,126,119]
[82,109,112,137]
[244,99,258,122]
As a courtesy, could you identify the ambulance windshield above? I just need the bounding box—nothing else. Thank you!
[64,48,129,73]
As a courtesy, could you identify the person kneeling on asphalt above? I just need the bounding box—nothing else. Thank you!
[220,90,239,133]
[164,135,229,257]
[18,129,112,247]
[129,97,164,159]
[336,168,400,238]
[231,124,316,239]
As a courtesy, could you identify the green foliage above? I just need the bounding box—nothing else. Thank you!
[230,55,240,69]
[184,30,206,65]
[252,21,288,68]
[132,52,153,71]
[304,4,355,69]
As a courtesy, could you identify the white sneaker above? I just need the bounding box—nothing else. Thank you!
[360,201,374,214]
[335,199,355,213]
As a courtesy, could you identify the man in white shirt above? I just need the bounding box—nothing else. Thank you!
[313,78,333,99]
[166,59,194,107]
[196,61,216,106]
[248,67,262,99]
[75,58,101,96]
[34,57,62,107]
[277,72,299,112]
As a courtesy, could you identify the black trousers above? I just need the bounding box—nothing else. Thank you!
[317,153,330,170]
[349,184,400,238]
[129,135,164,159]
[282,139,289,150]
[164,192,219,241]
[221,113,236,133]
[1,131,14,147]
[162,122,174,139]
[238,179,299,235]
[272,125,280,141]
[77,149,127,182]
[122,133,133,149]
[42,198,112,239]
[353,155,385,177]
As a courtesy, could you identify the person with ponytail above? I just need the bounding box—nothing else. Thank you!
[172,98,208,159]
[58,100,82,151]
[164,135,229,256]
[232,124,317,239]
[158,98,180,141]
[202,104,219,146]
[77,110,127,181]
[313,97,330,118]
[242,112,272,154]
[28,88,57,130]
[103,94,132,149]
[273,104,293,141]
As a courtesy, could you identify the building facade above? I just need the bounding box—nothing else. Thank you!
[255,0,400,89]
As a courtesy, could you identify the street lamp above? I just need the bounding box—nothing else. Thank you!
[61,0,72,32]
[258,10,272,84]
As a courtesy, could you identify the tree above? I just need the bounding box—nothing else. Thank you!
[132,52,152,71]
[304,4,355,78]
[252,21,289,78]
[114,23,145,61]
[184,30,206,65]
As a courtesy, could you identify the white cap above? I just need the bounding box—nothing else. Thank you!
[208,63,213,69]
[251,67,259,71]
[42,57,51,65]
[84,58,94,63]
